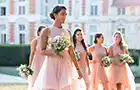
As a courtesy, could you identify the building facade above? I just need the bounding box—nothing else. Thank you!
[0,0,139,47]
[65,0,140,50]
[0,0,56,44]
[0,0,140,49]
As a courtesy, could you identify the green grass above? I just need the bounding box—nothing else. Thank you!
[0,84,27,90]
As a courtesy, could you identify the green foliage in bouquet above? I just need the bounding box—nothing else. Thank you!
[102,56,112,67]
[51,36,71,56]
[120,54,134,63]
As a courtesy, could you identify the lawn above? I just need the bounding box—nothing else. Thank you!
[0,84,27,90]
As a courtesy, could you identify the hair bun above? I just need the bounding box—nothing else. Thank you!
[50,12,55,20]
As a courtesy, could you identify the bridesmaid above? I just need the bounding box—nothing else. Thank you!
[88,33,109,90]
[28,26,46,89]
[108,31,135,90]
[33,5,82,90]
[72,28,91,90]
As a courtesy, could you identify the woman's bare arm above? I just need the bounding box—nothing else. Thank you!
[124,49,129,54]
[108,47,113,58]
[68,46,82,79]
[29,38,37,66]
[40,28,54,56]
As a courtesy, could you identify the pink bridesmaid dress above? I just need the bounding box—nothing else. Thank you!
[89,45,108,90]
[108,44,135,90]
[75,43,90,88]
[28,37,45,90]
[33,26,79,90]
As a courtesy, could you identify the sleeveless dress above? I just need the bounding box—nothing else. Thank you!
[28,38,45,90]
[89,45,108,90]
[33,26,78,90]
[75,43,90,81]
[108,44,136,90]
[75,43,90,88]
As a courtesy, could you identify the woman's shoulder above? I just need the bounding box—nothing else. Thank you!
[30,38,38,46]
[40,27,51,36]
[108,43,114,49]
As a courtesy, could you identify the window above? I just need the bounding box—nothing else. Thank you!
[89,25,98,45]
[117,27,125,37]
[19,33,25,44]
[45,6,48,16]
[1,33,6,44]
[0,24,6,31]
[58,0,64,4]
[90,25,98,33]
[89,35,93,46]
[90,5,98,16]
[19,6,25,15]
[19,24,25,31]
[0,7,6,16]
[117,8,125,15]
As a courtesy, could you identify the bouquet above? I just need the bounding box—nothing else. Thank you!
[102,56,112,67]
[51,35,71,56]
[120,54,134,63]
[75,51,80,61]
[17,64,34,79]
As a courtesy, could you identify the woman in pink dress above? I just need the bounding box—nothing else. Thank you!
[73,28,91,90]
[108,31,135,90]
[88,33,109,90]
[28,26,46,90]
[33,5,82,90]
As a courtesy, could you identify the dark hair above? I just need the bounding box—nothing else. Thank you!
[37,26,45,36]
[50,5,67,20]
[114,31,125,50]
[72,29,87,51]
[94,33,103,44]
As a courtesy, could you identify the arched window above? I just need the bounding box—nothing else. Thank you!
[117,25,125,38]
[88,25,98,46]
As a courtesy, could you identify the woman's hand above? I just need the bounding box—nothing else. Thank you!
[88,67,91,75]
[77,69,83,79]
[46,49,56,56]
[120,60,126,65]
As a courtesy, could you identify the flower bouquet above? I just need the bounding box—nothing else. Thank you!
[120,54,134,63]
[17,64,34,79]
[51,35,71,56]
[102,56,112,67]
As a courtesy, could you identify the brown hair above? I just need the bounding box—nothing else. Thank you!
[72,29,87,51]
[114,31,125,50]
[94,33,103,44]
[50,5,66,20]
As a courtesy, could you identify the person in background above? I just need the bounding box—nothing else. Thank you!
[88,33,109,90]
[28,26,46,90]
[73,28,91,90]
[108,31,135,90]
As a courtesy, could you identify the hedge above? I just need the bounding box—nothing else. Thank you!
[0,44,30,66]
[128,49,140,66]
[0,44,139,66]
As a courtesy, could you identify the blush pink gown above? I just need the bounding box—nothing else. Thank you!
[28,37,45,90]
[75,43,90,88]
[89,45,109,90]
[33,26,79,90]
[108,44,135,90]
